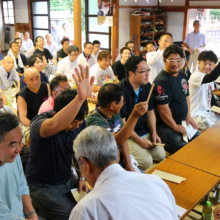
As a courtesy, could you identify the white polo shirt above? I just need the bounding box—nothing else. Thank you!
[189,70,215,117]
[44,41,58,55]
[0,66,20,91]
[90,63,116,87]
[147,49,164,84]
[77,52,97,69]
[22,39,33,51]
[57,56,80,81]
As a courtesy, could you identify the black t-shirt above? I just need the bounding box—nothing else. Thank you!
[26,111,86,185]
[15,54,27,74]
[57,48,68,61]
[17,82,48,121]
[20,71,49,90]
[112,60,126,81]
[34,48,53,63]
[153,70,189,126]
[118,77,155,136]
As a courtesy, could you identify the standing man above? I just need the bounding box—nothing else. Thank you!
[77,42,97,69]
[153,45,200,154]
[44,33,58,57]
[51,21,60,45]
[118,56,165,170]
[92,40,101,61]
[183,20,206,72]
[0,112,38,220]
[25,66,94,220]
[22,32,33,52]
[147,33,173,83]
[34,36,58,67]
[115,41,135,62]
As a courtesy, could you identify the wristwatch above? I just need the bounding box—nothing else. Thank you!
[79,177,86,181]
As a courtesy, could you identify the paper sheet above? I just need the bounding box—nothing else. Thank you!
[176,205,187,218]
[211,105,220,114]
[152,170,186,184]
[182,121,197,140]
[71,188,87,202]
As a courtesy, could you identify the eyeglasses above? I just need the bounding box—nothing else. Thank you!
[74,157,89,171]
[135,69,151,74]
[166,59,183,64]
[69,53,79,57]
[86,47,93,50]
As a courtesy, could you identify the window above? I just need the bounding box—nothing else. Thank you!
[2,1,14,25]
[85,0,111,51]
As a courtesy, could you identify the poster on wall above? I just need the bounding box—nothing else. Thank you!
[97,0,113,26]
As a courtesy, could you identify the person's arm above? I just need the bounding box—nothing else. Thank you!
[58,57,62,61]
[22,195,38,220]
[16,80,20,93]
[202,62,220,84]
[147,49,164,65]
[121,141,134,172]
[157,104,186,135]
[213,204,220,220]
[51,58,57,67]
[40,65,94,138]
[186,96,198,129]
[147,109,161,144]
[0,87,8,105]
[113,78,119,84]
[17,96,30,127]
[183,43,193,54]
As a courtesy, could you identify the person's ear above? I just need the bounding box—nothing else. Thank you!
[52,90,56,98]
[109,102,115,110]
[117,149,120,163]
[23,79,27,83]
[128,71,134,77]
[81,157,92,175]
[163,58,166,64]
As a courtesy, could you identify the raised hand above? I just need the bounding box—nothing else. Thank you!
[132,102,148,118]
[73,65,95,101]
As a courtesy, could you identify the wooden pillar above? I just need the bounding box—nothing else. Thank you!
[111,0,119,64]
[73,0,82,53]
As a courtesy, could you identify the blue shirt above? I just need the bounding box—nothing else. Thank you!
[0,155,29,220]
[134,88,143,103]
[184,31,206,50]
[20,71,49,90]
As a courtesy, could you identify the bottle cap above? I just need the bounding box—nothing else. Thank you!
[206,201,211,206]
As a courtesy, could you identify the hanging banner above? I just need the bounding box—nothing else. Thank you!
[97,0,113,26]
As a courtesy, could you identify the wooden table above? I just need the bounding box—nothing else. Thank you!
[147,159,220,219]
[169,121,220,177]
[88,102,96,113]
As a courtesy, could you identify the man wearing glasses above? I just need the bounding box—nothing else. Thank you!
[153,44,200,154]
[38,75,70,114]
[77,42,97,70]
[118,56,165,170]
[57,45,80,86]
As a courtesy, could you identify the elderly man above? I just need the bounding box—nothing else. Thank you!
[39,75,70,114]
[17,68,50,141]
[0,112,38,220]
[14,32,21,38]
[44,33,57,56]
[0,56,20,99]
[69,126,179,220]
[22,32,33,52]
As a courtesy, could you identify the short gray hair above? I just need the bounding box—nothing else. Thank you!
[68,45,79,54]
[73,126,118,168]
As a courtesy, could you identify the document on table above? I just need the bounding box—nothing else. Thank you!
[211,105,220,114]
[176,205,187,218]
[152,170,186,184]
[71,188,87,202]
[182,121,197,141]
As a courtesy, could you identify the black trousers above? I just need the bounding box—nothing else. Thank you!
[28,174,78,220]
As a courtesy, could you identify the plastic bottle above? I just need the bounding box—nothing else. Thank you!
[202,201,212,220]
[194,45,198,55]
[7,95,12,107]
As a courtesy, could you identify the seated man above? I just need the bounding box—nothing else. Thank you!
[33,36,58,67]
[181,50,191,80]
[9,41,28,77]
[112,47,131,81]
[90,51,118,93]
[20,54,49,90]
[39,75,70,114]
[14,37,26,56]
[92,40,101,61]
[41,53,56,80]
[69,126,179,220]
[17,68,50,141]
[189,51,220,130]
[0,112,38,220]
[86,83,149,171]
[22,32,33,52]
[44,33,58,57]
[153,44,200,154]
[77,41,96,69]
[57,45,80,83]
[0,56,20,100]
[118,56,165,170]
[147,33,173,83]
[115,40,135,61]
[57,38,69,61]
[25,66,93,220]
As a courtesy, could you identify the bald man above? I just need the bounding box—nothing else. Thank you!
[44,33,57,56]
[14,32,21,39]
[0,56,20,101]
[17,68,50,141]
